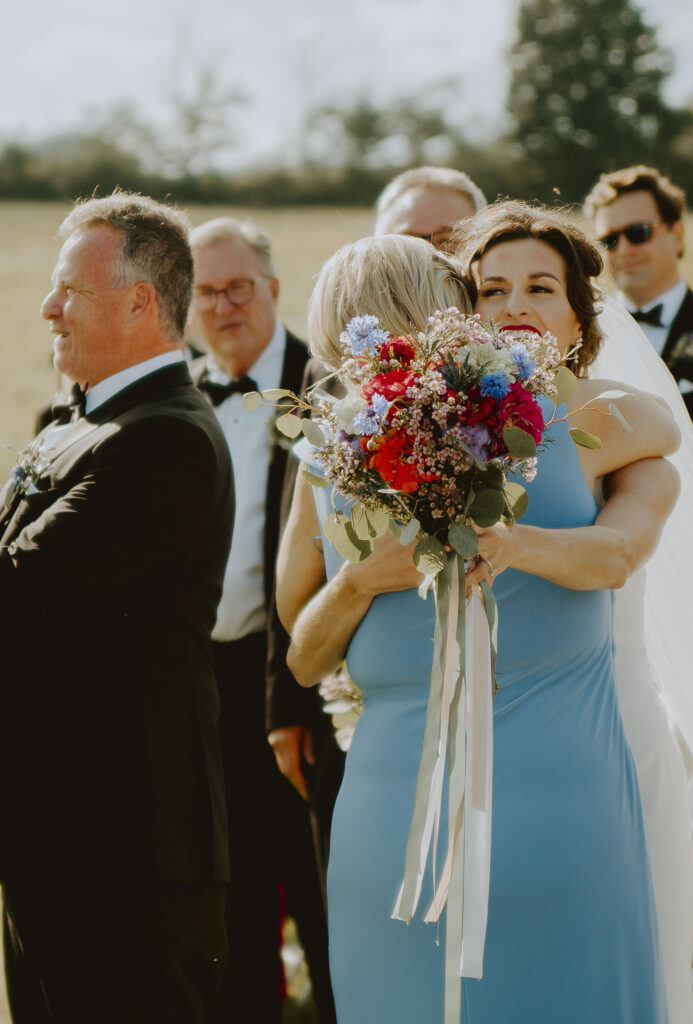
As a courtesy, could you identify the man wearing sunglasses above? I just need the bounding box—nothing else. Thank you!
[584,165,693,416]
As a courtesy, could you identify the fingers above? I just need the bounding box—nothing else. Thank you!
[268,728,310,800]
[464,554,498,597]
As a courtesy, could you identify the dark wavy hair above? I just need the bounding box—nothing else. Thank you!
[453,201,604,375]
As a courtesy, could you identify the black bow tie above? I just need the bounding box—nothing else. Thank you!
[632,304,664,327]
[51,382,88,424]
[198,374,258,406]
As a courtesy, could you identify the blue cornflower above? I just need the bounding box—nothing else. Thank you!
[480,371,512,399]
[353,393,390,436]
[343,315,390,357]
[508,342,537,379]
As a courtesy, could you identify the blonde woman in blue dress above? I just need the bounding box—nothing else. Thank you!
[277,213,679,1023]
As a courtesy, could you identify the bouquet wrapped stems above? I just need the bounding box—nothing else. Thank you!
[393,556,496,1024]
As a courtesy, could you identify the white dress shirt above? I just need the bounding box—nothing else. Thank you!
[205,322,286,642]
[620,279,692,394]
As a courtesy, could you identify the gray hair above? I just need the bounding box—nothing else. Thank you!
[307,234,472,371]
[374,166,487,234]
[188,216,276,277]
[59,191,193,341]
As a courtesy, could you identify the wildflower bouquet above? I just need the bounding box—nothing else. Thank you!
[296,310,576,575]
[245,307,601,1017]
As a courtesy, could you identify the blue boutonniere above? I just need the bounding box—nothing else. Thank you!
[2,439,52,511]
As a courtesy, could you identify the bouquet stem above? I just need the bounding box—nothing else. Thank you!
[392,554,497,1022]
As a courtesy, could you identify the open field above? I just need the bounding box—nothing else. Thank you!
[0,201,375,477]
[2,199,693,474]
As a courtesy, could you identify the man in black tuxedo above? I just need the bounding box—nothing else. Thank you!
[187,217,332,1023]
[584,165,693,417]
[0,193,234,1023]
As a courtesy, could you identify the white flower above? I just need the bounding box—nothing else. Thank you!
[333,393,370,433]
[455,341,516,375]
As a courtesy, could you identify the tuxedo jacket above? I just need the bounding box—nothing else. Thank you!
[265,357,347,739]
[0,362,234,886]
[191,332,323,733]
[661,285,693,417]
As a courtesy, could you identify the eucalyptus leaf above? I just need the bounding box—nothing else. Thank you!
[569,427,602,450]
[448,521,479,557]
[414,535,447,576]
[343,520,373,562]
[262,388,294,401]
[503,426,537,459]
[503,481,529,521]
[242,391,264,411]
[609,402,633,433]
[366,507,390,538]
[275,412,303,438]
[302,469,329,489]
[477,464,503,490]
[470,487,505,527]
[323,513,371,562]
[399,517,420,545]
[349,504,389,541]
[551,365,578,406]
[301,418,326,445]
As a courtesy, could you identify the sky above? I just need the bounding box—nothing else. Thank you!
[3,0,693,170]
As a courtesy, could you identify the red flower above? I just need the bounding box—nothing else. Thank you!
[363,368,419,404]
[378,335,417,365]
[365,432,421,493]
[501,382,544,444]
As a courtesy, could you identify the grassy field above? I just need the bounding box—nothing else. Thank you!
[0,201,375,478]
[2,198,692,475]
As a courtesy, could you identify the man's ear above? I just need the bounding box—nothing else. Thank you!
[670,219,684,259]
[128,281,157,321]
[269,277,280,302]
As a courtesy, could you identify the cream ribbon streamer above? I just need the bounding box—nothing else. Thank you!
[392,554,496,1023]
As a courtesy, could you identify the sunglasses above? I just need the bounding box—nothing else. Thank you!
[598,221,663,251]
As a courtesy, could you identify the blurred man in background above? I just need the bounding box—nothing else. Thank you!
[374,164,487,251]
[584,165,693,416]
[188,216,333,1023]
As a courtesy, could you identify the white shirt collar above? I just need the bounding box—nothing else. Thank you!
[85,350,185,415]
[621,278,687,327]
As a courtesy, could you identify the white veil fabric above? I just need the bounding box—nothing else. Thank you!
[593,295,693,790]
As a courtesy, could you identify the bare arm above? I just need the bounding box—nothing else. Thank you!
[276,470,421,687]
[468,457,680,592]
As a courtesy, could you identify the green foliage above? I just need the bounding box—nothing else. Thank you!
[503,426,537,459]
[569,427,602,449]
[505,0,690,202]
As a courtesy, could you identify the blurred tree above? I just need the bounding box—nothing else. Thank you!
[505,0,689,202]
[303,95,464,173]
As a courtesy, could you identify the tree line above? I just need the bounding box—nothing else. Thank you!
[2,0,692,208]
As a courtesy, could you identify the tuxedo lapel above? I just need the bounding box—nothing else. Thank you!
[662,287,693,365]
[263,331,308,604]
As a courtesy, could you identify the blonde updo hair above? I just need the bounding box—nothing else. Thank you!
[307,234,472,371]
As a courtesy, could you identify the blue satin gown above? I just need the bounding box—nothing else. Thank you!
[308,405,667,1024]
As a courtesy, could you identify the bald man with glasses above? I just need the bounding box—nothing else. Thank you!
[584,165,693,416]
